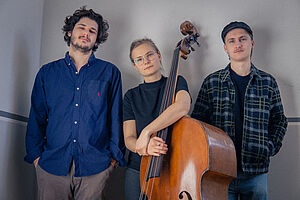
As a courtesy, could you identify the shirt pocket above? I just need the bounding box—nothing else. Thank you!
[84,80,109,111]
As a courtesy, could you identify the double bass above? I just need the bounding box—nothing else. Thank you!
[139,21,237,200]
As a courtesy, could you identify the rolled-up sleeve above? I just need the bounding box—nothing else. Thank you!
[191,78,211,124]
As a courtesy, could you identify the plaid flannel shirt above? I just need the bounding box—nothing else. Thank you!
[192,64,287,174]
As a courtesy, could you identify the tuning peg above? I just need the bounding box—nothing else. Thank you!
[181,54,188,60]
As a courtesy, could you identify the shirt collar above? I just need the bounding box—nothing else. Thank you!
[64,52,96,67]
[222,62,261,82]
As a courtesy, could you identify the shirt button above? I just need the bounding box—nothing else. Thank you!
[73,139,77,143]
[75,71,78,74]
[76,87,80,90]
[75,104,79,107]
[74,121,78,124]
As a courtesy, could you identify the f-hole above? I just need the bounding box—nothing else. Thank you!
[178,191,193,200]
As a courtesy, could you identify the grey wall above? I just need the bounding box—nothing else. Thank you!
[0,0,44,116]
[40,1,300,199]
[1,0,299,199]
[40,0,300,115]
[0,0,44,199]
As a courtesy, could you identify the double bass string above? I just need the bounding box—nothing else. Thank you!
[139,45,181,200]
[141,74,172,199]
[139,76,173,199]
[139,154,151,200]
[142,47,181,200]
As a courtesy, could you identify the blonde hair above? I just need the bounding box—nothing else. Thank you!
[129,38,160,63]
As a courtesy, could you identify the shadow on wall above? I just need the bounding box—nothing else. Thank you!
[3,121,36,200]
[254,27,300,199]
[186,23,209,113]
[268,82,299,200]
[252,26,272,70]
[2,32,37,199]
[100,6,136,200]
[268,124,300,199]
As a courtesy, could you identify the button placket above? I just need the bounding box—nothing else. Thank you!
[72,68,82,148]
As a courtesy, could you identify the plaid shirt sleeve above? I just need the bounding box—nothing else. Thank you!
[191,77,211,124]
[268,77,288,156]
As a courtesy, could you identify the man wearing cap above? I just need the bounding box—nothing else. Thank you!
[192,21,287,199]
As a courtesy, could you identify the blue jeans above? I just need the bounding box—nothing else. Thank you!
[228,172,268,200]
[124,167,140,200]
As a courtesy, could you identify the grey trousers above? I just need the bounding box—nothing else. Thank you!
[35,162,113,200]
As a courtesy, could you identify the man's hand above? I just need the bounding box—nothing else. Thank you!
[110,159,117,167]
[34,157,40,168]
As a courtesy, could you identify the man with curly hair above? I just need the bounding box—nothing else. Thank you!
[25,7,126,199]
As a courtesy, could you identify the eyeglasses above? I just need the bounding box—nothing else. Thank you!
[133,51,157,66]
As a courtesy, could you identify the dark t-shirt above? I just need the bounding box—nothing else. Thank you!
[229,68,250,172]
[123,75,190,171]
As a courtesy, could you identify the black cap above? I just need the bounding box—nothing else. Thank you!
[221,21,253,43]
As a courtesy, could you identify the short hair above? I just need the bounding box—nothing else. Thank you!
[129,38,160,63]
[62,6,109,51]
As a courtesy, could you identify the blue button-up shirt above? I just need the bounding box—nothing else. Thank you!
[25,52,126,177]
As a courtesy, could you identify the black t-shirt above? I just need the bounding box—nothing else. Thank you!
[123,75,190,171]
[229,68,250,172]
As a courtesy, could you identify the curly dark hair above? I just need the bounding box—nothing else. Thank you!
[62,6,109,52]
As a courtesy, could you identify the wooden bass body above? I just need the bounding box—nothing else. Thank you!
[140,116,237,200]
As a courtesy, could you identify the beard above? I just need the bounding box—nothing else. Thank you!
[70,36,94,53]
